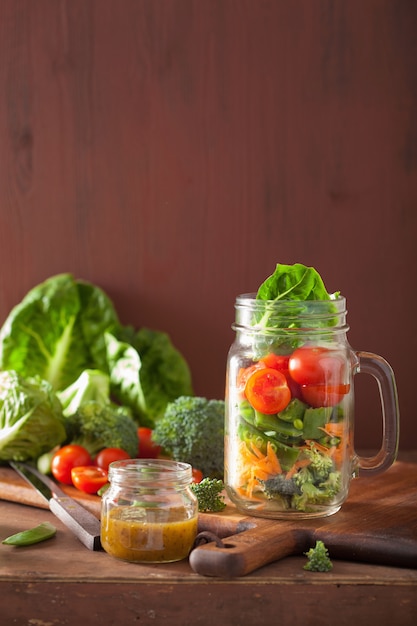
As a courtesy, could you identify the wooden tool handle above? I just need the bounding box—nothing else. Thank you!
[49,496,102,551]
[189,522,304,578]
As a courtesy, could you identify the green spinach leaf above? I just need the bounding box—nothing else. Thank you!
[256,263,334,302]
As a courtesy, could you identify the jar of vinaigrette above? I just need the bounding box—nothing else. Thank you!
[101,459,198,563]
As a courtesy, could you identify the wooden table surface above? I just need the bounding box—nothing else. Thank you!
[1,456,417,626]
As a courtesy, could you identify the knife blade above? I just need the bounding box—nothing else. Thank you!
[10,461,102,551]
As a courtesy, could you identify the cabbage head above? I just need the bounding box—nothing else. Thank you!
[0,370,67,461]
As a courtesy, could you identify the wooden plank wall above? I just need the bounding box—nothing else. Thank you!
[0,0,416,450]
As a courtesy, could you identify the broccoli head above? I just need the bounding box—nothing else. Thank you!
[304,540,333,572]
[302,444,334,481]
[152,396,225,478]
[190,477,226,513]
[64,401,138,458]
[261,474,302,498]
[292,463,341,511]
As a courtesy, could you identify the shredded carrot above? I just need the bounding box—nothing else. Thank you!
[235,440,282,498]
[286,458,311,479]
[300,439,333,456]
[250,442,266,459]
[320,422,345,438]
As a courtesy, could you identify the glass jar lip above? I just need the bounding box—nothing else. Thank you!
[107,458,193,485]
[236,293,346,306]
[233,293,348,334]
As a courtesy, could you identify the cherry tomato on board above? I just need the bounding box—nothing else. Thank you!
[95,447,131,472]
[71,466,109,495]
[51,445,92,485]
[301,383,350,408]
[137,427,162,459]
[288,346,346,387]
[192,468,204,483]
[244,367,291,415]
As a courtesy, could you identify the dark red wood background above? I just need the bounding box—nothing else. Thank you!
[0,1,416,450]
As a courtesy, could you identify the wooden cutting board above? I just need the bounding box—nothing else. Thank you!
[1,461,416,577]
[0,465,102,518]
[191,460,417,577]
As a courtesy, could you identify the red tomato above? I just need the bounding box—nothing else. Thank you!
[95,447,131,471]
[138,427,162,459]
[71,466,109,495]
[288,346,346,387]
[51,445,92,485]
[259,353,290,371]
[236,362,266,392]
[244,367,291,415]
[259,352,303,400]
[192,468,204,483]
[301,384,351,408]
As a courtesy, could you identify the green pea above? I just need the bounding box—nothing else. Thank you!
[2,522,57,546]
[293,418,304,431]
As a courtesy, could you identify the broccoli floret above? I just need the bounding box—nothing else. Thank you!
[319,471,341,497]
[293,465,341,511]
[152,396,225,478]
[292,471,325,510]
[190,478,226,513]
[302,445,334,481]
[65,401,138,458]
[261,474,302,498]
[304,540,333,572]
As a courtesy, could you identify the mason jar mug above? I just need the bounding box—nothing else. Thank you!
[224,295,399,519]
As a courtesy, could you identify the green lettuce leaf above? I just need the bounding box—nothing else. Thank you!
[256,263,334,302]
[105,328,194,427]
[253,263,340,333]
[57,369,111,417]
[0,370,66,461]
[0,274,120,391]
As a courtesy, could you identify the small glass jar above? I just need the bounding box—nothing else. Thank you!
[101,459,198,563]
[225,294,399,519]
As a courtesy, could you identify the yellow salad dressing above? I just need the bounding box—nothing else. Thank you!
[101,505,198,563]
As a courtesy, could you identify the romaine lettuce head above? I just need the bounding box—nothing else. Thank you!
[105,328,194,428]
[57,369,111,417]
[0,370,66,461]
[0,274,120,391]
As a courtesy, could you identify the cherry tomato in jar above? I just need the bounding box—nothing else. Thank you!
[236,362,266,392]
[244,367,291,415]
[288,346,346,387]
[51,445,93,485]
[192,468,204,483]
[259,352,303,400]
[137,427,162,459]
[71,466,109,495]
[259,353,290,371]
[301,383,350,408]
[95,447,131,472]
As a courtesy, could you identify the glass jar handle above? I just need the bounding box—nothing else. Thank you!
[355,351,400,475]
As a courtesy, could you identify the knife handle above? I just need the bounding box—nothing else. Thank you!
[49,496,102,551]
